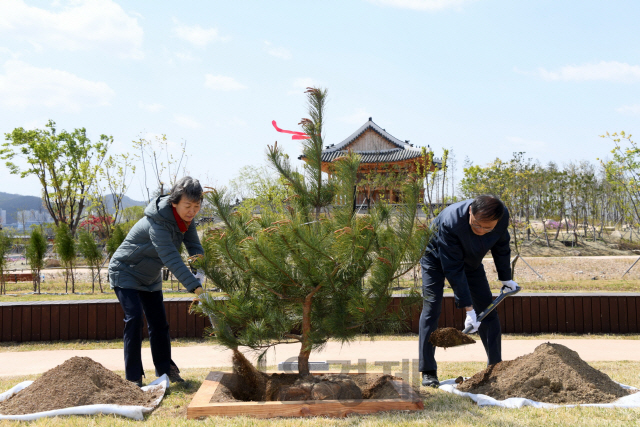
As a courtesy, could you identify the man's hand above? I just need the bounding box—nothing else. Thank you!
[500,280,518,292]
[194,287,204,296]
[464,309,481,333]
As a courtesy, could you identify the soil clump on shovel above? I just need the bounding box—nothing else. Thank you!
[457,343,635,404]
[429,327,476,348]
[0,357,162,415]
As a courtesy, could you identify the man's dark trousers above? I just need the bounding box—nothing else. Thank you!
[418,264,502,373]
[114,287,177,381]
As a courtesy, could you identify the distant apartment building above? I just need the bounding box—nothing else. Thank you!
[15,209,53,230]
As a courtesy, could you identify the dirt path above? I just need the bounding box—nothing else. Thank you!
[0,339,638,378]
[483,255,640,282]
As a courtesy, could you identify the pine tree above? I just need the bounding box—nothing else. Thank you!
[26,227,48,293]
[106,224,126,259]
[192,88,430,378]
[78,229,104,293]
[55,223,76,293]
[0,231,13,295]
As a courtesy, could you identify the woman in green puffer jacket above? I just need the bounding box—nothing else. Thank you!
[108,176,205,386]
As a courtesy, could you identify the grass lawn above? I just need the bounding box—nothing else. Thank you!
[1,332,639,353]
[0,362,638,426]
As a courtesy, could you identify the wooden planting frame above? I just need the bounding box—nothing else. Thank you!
[187,371,424,419]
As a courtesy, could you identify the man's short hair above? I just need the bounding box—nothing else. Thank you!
[168,176,203,205]
[470,195,505,221]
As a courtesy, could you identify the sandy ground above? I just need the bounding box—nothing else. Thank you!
[9,256,640,285]
[7,236,640,284]
[484,255,640,282]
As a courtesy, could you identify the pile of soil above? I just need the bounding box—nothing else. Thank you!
[430,327,476,348]
[457,343,635,404]
[0,357,163,415]
[211,373,402,403]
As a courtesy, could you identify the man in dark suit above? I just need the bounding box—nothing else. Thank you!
[418,195,518,387]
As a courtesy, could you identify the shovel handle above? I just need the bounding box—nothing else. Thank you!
[462,286,522,334]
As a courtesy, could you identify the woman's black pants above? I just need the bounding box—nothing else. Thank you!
[114,287,178,381]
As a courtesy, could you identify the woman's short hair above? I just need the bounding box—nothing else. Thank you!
[168,176,203,205]
[470,195,505,221]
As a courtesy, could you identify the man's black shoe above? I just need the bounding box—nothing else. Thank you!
[129,378,143,387]
[422,371,439,388]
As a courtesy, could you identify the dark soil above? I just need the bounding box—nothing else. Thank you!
[210,373,402,403]
[430,327,476,348]
[457,343,635,404]
[231,348,266,401]
[0,357,163,415]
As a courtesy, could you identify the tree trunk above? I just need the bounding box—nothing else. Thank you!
[298,296,313,377]
[526,200,530,241]
[554,203,564,241]
[90,267,95,293]
[511,221,519,254]
[97,267,103,293]
[542,220,550,247]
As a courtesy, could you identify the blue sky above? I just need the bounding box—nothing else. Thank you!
[1,0,639,200]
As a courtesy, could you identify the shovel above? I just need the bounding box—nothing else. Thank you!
[462,284,522,334]
[430,285,522,348]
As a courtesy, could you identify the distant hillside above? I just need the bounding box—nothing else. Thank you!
[0,192,45,223]
[103,194,148,214]
[0,192,146,223]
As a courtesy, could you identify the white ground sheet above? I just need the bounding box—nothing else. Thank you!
[439,379,640,408]
[0,374,169,421]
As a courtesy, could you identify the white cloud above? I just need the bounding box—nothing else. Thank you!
[173,114,202,129]
[0,0,144,59]
[138,101,163,112]
[228,117,247,127]
[339,108,370,124]
[0,60,114,111]
[175,51,199,62]
[21,117,49,130]
[365,0,473,11]
[293,78,318,89]
[204,74,247,91]
[616,104,640,116]
[212,117,248,128]
[0,47,15,56]
[263,41,291,60]
[172,19,229,47]
[531,61,640,83]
